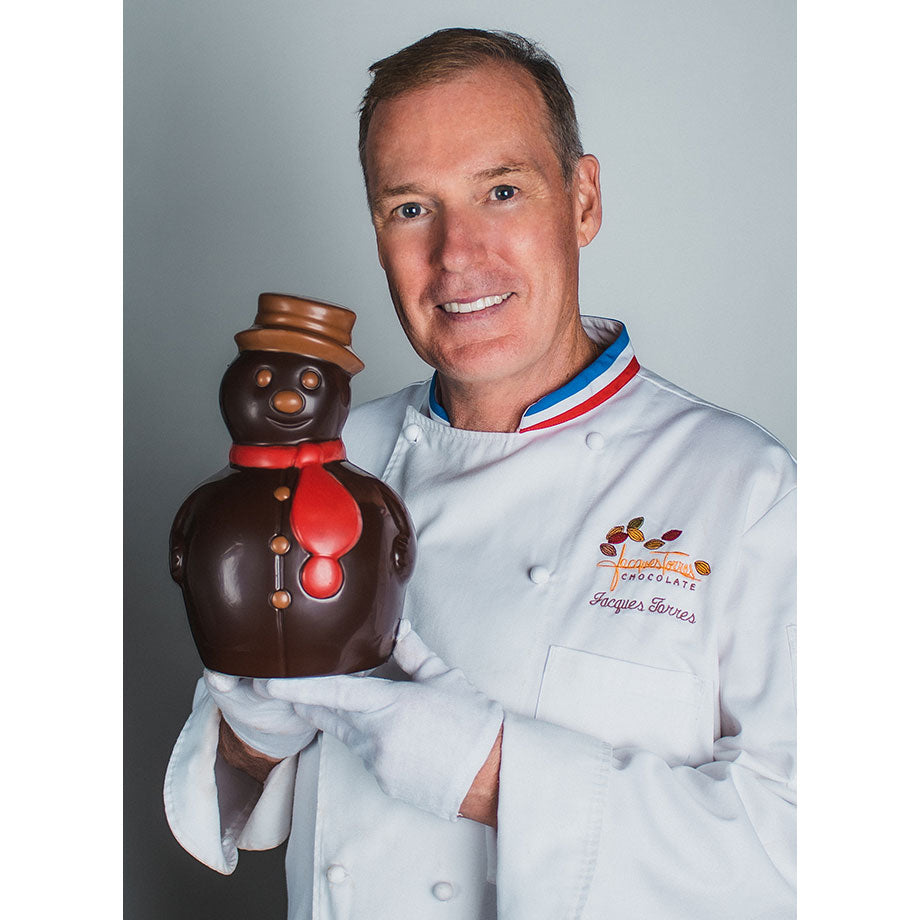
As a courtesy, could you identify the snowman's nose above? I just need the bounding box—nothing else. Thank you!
[271,389,305,414]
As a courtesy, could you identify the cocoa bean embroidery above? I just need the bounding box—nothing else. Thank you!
[597,517,712,578]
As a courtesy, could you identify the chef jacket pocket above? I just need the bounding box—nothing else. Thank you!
[535,646,712,766]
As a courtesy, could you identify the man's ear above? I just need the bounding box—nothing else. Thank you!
[573,154,602,248]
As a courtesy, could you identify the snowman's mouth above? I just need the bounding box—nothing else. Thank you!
[268,415,311,429]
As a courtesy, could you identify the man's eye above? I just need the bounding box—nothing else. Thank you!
[492,185,517,201]
[396,202,425,219]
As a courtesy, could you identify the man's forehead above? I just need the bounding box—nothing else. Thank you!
[364,66,558,196]
[366,63,550,146]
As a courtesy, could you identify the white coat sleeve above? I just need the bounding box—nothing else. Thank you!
[163,677,299,874]
[496,489,796,919]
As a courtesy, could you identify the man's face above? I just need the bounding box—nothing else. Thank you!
[364,63,601,391]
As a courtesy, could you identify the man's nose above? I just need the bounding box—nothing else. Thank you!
[431,207,484,272]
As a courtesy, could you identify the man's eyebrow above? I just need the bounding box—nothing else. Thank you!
[370,183,426,214]
[371,164,534,212]
[375,183,425,202]
[469,163,531,182]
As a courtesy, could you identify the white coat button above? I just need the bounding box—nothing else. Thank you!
[404,423,422,443]
[529,565,550,585]
[585,431,605,450]
[432,881,454,901]
[325,864,348,884]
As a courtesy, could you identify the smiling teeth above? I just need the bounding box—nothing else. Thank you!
[441,292,512,314]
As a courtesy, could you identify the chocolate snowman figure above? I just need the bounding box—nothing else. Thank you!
[169,293,416,677]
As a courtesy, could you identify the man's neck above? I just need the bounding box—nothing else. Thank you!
[438,328,599,433]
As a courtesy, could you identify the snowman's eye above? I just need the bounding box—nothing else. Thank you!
[256,369,272,387]
[301,370,321,390]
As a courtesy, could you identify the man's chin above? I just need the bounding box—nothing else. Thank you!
[430,343,531,391]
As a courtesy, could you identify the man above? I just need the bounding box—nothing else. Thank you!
[165,28,796,919]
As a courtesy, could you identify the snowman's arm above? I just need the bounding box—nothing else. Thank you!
[169,469,232,583]
[168,491,196,583]
[377,481,417,577]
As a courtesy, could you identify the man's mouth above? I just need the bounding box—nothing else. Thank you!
[440,292,512,314]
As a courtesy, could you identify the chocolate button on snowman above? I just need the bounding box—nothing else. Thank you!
[170,293,416,678]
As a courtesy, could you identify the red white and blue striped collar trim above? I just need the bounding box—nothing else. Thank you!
[426,317,640,433]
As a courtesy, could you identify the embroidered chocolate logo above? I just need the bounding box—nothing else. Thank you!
[596,516,711,593]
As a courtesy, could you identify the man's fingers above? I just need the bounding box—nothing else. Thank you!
[294,704,347,739]
[393,628,449,680]
[266,675,392,710]
[205,669,239,693]
[251,679,273,699]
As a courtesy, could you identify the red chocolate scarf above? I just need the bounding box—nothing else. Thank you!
[229,440,362,599]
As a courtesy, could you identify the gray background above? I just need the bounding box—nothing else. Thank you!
[124,1,795,917]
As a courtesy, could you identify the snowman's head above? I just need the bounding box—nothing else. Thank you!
[219,350,352,444]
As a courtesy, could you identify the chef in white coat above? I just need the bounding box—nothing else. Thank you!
[165,28,796,919]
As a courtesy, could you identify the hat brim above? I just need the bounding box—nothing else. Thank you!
[234,327,365,376]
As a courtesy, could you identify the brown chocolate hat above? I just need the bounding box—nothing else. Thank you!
[234,293,365,375]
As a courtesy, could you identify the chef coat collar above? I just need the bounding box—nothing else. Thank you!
[426,316,640,433]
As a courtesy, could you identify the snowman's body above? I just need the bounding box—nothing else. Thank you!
[171,457,413,677]
[169,319,415,678]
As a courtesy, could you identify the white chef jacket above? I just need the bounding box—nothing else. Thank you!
[165,316,796,919]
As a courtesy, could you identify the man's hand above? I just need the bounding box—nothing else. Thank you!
[266,621,504,824]
[204,670,318,763]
